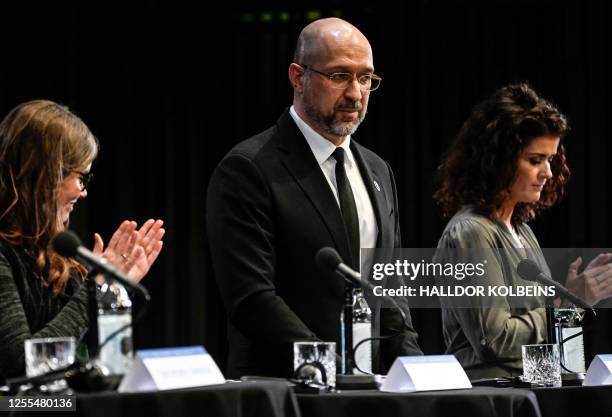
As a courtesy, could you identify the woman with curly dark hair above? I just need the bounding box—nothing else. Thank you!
[433,83,612,378]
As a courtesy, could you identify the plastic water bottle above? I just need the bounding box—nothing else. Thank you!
[97,280,134,376]
[352,289,372,374]
[554,308,586,375]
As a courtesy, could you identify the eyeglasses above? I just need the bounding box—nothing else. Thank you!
[298,64,382,91]
[73,171,94,191]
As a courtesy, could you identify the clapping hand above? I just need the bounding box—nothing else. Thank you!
[93,219,165,283]
[565,253,612,305]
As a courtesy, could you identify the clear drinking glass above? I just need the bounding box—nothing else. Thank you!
[521,343,562,387]
[293,341,336,388]
[24,337,76,393]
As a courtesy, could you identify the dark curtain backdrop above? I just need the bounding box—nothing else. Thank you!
[1,1,610,370]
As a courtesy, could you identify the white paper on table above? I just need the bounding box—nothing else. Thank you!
[584,354,612,386]
[380,355,472,393]
[118,346,225,392]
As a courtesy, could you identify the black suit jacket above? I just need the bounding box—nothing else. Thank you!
[206,109,422,379]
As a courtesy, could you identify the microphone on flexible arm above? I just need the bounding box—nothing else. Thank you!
[7,232,152,394]
[52,231,150,301]
[316,247,410,388]
[315,247,409,330]
[43,231,151,392]
[316,247,362,287]
[517,258,595,316]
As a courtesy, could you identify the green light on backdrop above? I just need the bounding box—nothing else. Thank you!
[239,13,255,23]
[240,9,333,24]
[306,10,322,21]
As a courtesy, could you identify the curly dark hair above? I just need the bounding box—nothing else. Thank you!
[433,83,571,226]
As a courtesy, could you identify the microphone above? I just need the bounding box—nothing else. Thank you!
[316,247,362,288]
[48,231,151,392]
[5,361,111,394]
[517,258,595,315]
[52,231,150,301]
[315,247,409,326]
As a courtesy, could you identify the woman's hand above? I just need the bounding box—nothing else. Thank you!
[93,219,165,283]
[565,253,612,305]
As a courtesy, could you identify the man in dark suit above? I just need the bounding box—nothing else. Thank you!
[207,17,422,379]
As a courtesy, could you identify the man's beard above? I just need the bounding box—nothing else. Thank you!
[303,96,366,137]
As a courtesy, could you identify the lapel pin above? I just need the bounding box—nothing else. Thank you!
[373,180,381,191]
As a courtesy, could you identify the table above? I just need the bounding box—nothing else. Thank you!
[533,385,612,417]
[297,387,542,417]
[12,381,301,417]
[10,381,612,417]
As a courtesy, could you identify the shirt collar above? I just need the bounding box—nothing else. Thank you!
[289,105,355,168]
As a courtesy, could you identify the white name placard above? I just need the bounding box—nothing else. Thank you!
[118,346,225,392]
[380,355,472,392]
[584,354,612,386]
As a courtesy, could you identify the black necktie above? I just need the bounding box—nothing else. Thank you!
[332,147,360,270]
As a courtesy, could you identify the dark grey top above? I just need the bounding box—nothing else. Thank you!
[0,240,89,382]
[435,206,549,378]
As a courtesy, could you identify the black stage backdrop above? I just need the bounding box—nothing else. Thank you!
[1,1,610,371]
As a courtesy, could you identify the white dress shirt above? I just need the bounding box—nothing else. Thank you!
[289,106,378,270]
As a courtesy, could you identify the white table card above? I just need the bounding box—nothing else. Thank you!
[584,354,612,386]
[380,355,472,392]
[118,346,225,392]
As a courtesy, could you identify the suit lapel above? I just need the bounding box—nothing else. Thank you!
[275,111,354,263]
[350,142,389,316]
[350,141,386,247]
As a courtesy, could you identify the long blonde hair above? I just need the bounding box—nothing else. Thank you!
[0,100,99,294]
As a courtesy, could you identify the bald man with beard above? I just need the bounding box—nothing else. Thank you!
[207,18,422,379]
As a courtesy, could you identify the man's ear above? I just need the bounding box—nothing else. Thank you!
[288,63,305,93]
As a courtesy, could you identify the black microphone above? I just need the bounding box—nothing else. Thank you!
[5,361,111,394]
[52,231,150,301]
[316,247,362,288]
[315,247,409,326]
[517,258,595,315]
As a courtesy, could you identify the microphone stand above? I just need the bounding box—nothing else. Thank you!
[86,268,101,359]
[341,285,355,375]
[545,295,555,344]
